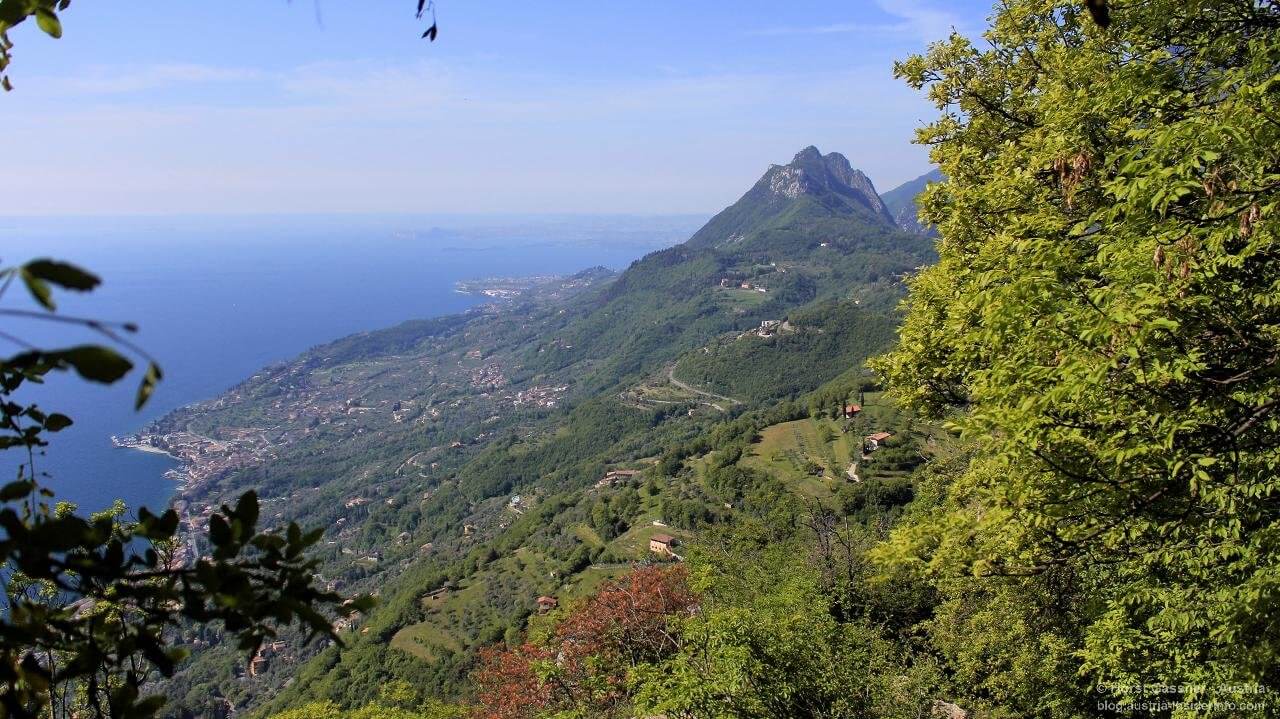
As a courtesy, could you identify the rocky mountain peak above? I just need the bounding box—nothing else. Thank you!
[792,145,824,164]
[686,146,906,249]
[760,146,892,222]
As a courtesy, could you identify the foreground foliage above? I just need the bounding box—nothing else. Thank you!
[0,259,370,718]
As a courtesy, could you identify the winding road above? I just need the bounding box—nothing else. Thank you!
[668,364,742,411]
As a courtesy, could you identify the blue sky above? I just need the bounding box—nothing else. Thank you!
[1,0,991,215]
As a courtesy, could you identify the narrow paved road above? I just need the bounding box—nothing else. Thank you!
[668,364,742,409]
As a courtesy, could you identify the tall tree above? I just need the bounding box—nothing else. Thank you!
[874,0,1280,710]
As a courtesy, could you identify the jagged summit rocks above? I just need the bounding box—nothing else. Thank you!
[765,146,894,223]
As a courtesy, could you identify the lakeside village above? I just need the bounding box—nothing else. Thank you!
[107,377,569,560]
[99,276,599,574]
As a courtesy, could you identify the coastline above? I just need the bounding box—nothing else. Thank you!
[122,443,178,459]
[111,435,191,494]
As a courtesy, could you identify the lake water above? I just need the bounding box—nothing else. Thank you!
[1,214,703,515]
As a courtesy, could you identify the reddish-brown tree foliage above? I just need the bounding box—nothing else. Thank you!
[471,565,696,719]
[555,563,695,667]
[471,643,557,719]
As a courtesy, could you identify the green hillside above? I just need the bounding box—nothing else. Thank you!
[149,145,931,717]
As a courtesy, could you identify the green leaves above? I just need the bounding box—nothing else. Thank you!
[208,490,260,559]
[54,345,133,383]
[0,1,67,92]
[876,0,1280,705]
[0,479,35,502]
[136,506,180,540]
[234,489,260,533]
[0,482,363,717]
[5,344,133,387]
[135,361,161,409]
[25,259,99,291]
[32,6,60,38]
[13,259,100,310]
[19,269,53,309]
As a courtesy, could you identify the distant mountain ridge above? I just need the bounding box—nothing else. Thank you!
[880,167,944,235]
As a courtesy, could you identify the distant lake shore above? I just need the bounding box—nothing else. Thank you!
[2,214,703,515]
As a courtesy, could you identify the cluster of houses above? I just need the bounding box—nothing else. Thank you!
[390,399,419,423]
[247,641,289,678]
[512,384,568,408]
[719,278,768,293]
[508,494,530,513]
[748,319,790,338]
[833,403,894,452]
[114,429,270,494]
[468,363,508,390]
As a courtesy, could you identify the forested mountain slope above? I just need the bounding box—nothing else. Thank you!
[530,147,934,391]
[151,148,932,717]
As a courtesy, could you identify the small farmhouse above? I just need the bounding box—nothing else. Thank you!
[649,533,677,557]
[865,431,893,450]
[596,468,643,488]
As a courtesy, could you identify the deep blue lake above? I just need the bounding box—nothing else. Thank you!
[1,214,703,515]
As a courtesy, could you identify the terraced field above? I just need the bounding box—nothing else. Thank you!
[735,392,933,498]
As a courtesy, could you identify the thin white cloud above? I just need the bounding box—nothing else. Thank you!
[44,63,264,94]
[746,1,974,44]
[873,0,973,44]
[746,22,910,37]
